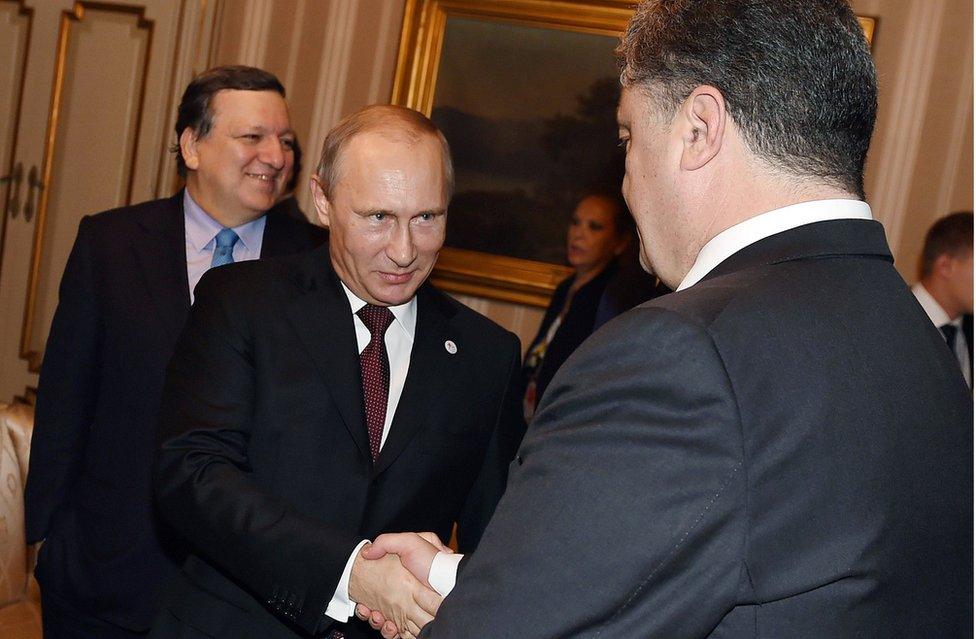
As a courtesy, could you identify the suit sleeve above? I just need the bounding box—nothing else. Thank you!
[454,333,525,553]
[153,270,361,634]
[422,307,746,638]
[25,216,101,543]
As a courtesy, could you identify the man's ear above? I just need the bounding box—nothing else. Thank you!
[179,128,201,172]
[679,85,726,171]
[310,174,331,228]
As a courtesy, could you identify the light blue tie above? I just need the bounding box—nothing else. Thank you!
[210,228,239,268]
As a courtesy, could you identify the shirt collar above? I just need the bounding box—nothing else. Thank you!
[339,280,417,341]
[912,282,957,327]
[183,189,267,253]
[677,199,873,291]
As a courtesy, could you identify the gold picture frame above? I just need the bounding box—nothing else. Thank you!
[393,0,633,307]
[392,1,877,307]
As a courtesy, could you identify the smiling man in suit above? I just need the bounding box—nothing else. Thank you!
[150,105,524,639]
[24,65,326,639]
[358,0,972,637]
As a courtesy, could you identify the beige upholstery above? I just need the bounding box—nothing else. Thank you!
[0,401,41,638]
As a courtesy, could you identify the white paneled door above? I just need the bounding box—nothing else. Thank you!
[0,0,214,403]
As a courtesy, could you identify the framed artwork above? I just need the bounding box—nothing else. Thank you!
[392,1,877,307]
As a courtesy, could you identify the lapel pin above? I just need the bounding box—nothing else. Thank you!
[444,340,457,355]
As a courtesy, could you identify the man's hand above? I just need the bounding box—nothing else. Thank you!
[363,532,449,585]
[356,606,399,639]
[355,532,451,637]
[348,551,441,639]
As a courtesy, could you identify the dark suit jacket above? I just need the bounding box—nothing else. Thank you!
[593,258,671,330]
[521,264,617,414]
[151,245,524,638]
[24,192,326,631]
[422,219,973,638]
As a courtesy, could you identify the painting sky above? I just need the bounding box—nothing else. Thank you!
[433,17,619,121]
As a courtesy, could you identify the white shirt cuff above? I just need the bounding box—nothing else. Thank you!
[428,551,464,597]
[324,540,370,622]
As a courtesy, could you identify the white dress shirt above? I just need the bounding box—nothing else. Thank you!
[426,198,877,598]
[677,199,873,290]
[183,190,266,304]
[325,284,418,622]
[912,282,972,387]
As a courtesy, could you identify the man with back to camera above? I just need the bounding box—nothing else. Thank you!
[149,105,525,639]
[24,65,326,638]
[357,1,973,637]
[912,211,973,388]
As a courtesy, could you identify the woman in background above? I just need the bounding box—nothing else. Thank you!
[521,192,638,420]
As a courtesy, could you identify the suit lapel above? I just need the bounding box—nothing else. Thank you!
[283,247,371,462]
[373,286,452,477]
[132,193,190,342]
[260,209,296,258]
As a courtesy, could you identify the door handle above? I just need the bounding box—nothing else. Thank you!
[23,165,44,223]
[1,162,23,219]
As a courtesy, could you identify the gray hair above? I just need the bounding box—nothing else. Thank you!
[617,0,877,198]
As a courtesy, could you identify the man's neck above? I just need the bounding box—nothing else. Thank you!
[674,140,861,286]
[185,181,257,228]
[701,175,857,248]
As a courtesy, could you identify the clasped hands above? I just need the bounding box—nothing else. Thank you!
[347,532,449,639]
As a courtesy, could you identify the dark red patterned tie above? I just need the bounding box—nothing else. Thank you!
[357,304,394,462]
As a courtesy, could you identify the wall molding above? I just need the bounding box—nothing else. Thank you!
[24,1,154,371]
[0,0,34,286]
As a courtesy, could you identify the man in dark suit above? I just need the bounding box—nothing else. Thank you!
[150,105,523,639]
[912,211,973,387]
[24,66,326,638]
[358,1,973,637]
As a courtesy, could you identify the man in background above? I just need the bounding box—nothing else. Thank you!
[359,0,972,636]
[150,105,523,639]
[25,65,325,638]
[913,211,973,387]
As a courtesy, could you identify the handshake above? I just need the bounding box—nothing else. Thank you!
[347,532,458,639]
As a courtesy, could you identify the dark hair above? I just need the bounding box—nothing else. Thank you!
[171,65,286,177]
[617,0,877,198]
[316,105,454,201]
[920,211,974,279]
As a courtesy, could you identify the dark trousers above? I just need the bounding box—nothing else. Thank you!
[41,587,147,639]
